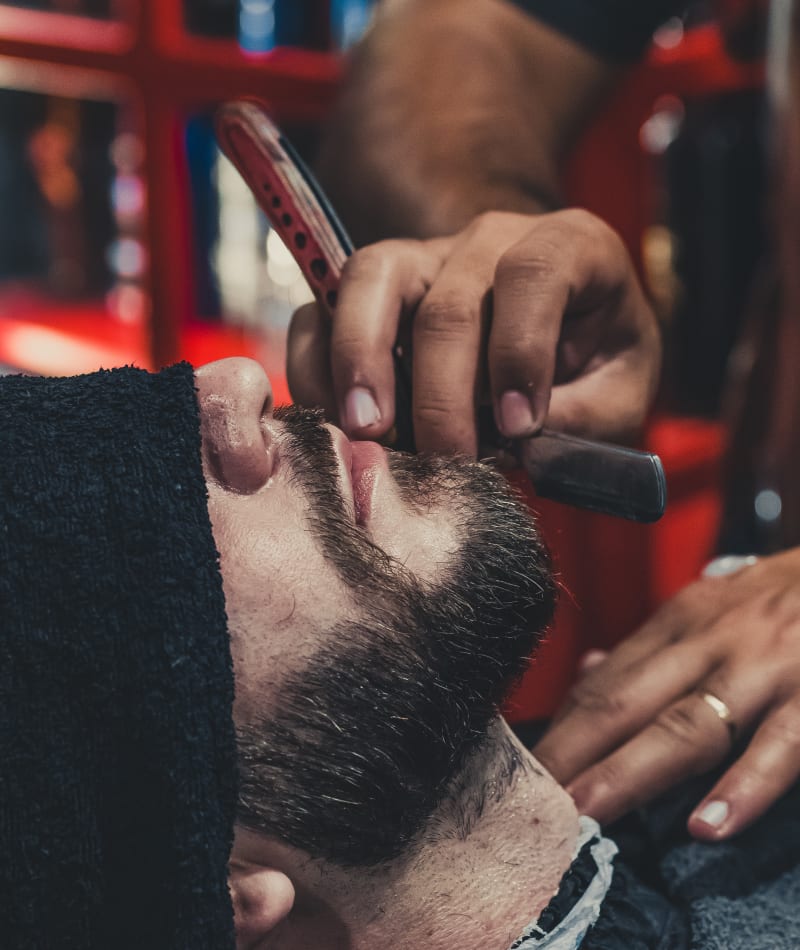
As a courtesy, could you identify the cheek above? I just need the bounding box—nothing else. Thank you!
[213,505,305,627]
[206,486,355,717]
[371,505,461,587]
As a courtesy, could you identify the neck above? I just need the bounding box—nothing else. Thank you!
[238,719,579,950]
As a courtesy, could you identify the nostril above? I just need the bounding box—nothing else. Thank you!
[200,395,276,494]
[195,357,276,494]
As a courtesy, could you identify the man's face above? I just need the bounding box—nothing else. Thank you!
[195,358,554,866]
[196,357,466,718]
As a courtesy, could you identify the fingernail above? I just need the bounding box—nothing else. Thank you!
[344,387,381,432]
[499,390,537,436]
[694,800,729,828]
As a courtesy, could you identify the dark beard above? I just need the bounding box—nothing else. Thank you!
[236,406,555,867]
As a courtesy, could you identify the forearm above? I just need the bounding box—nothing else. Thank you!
[317,0,620,244]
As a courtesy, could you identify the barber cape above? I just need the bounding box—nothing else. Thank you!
[0,364,237,949]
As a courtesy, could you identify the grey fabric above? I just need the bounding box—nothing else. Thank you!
[658,783,800,950]
[590,768,800,949]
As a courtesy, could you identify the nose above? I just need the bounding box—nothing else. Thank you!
[194,358,275,493]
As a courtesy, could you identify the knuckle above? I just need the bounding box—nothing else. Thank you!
[341,242,399,284]
[659,580,710,637]
[770,618,800,661]
[567,680,630,722]
[341,245,378,280]
[415,398,464,434]
[469,209,518,236]
[653,703,708,750]
[557,208,618,244]
[760,585,800,627]
[471,209,501,231]
[495,241,560,283]
[416,292,478,340]
[720,586,800,661]
[556,207,601,232]
[551,209,628,272]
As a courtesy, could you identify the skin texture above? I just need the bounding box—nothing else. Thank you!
[287,210,662,456]
[195,357,463,718]
[193,358,578,950]
[317,0,619,243]
[534,550,800,840]
[231,722,578,950]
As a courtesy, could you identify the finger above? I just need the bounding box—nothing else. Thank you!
[489,210,647,440]
[534,638,720,785]
[489,234,568,437]
[567,692,734,824]
[546,322,660,443]
[331,239,450,439]
[689,698,800,840]
[286,303,337,418]
[566,675,766,825]
[550,574,753,728]
[411,248,496,456]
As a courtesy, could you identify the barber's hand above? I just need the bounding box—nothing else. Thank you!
[533,548,800,840]
[287,210,661,455]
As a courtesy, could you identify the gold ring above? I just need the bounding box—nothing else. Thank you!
[698,691,736,740]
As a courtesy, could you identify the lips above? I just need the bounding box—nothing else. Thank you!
[323,425,386,527]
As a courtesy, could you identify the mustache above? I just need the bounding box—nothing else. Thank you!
[273,405,417,602]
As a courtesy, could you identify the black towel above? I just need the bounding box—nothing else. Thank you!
[0,363,236,949]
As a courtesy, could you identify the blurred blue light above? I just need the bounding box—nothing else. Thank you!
[329,0,374,50]
[239,0,276,53]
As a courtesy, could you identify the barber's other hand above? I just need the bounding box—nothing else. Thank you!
[287,210,661,455]
[533,548,800,840]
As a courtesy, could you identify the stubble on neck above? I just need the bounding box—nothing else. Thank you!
[278,719,579,950]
